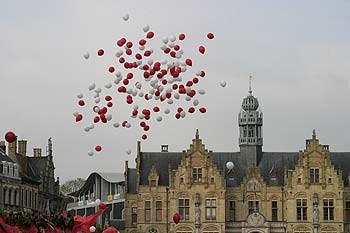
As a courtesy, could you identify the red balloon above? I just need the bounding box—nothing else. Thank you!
[140,121,146,127]
[122,121,128,127]
[179,33,185,40]
[99,202,107,210]
[164,48,171,54]
[75,114,83,122]
[172,84,178,90]
[109,66,115,73]
[170,51,176,58]
[126,41,133,48]
[185,59,192,66]
[174,45,180,51]
[162,79,167,85]
[146,31,154,39]
[100,114,107,123]
[188,107,195,113]
[118,86,127,93]
[97,49,104,56]
[186,81,193,87]
[105,96,112,101]
[144,50,152,57]
[78,100,85,106]
[119,57,125,64]
[95,145,102,152]
[199,107,207,113]
[135,53,142,60]
[144,125,150,131]
[175,113,181,119]
[143,64,149,70]
[200,71,206,77]
[139,39,147,46]
[126,73,133,79]
[193,77,199,84]
[123,79,129,85]
[126,49,132,55]
[107,102,113,108]
[173,213,180,224]
[5,132,16,143]
[153,106,160,112]
[166,93,171,99]
[177,107,183,113]
[199,46,205,54]
[142,134,147,140]
[94,116,100,123]
[207,33,214,39]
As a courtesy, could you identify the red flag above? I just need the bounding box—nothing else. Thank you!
[0,217,19,233]
[103,226,119,233]
[19,224,37,233]
[72,208,106,233]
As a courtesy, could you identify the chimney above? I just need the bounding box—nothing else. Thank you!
[33,148,42,157]
[161,145,168,152]
[18,140,27,156]
[8,137,17,162]
[0,141,6,153]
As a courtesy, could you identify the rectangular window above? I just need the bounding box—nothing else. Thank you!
[145,201,151,222]
[131,207,137,225]
[272,201,278,221]
[323,199,334,221]
[179,198,190,220]
[192,168,202,182]
[229,201,235,221]
[346,201,350,222]
[296,199,307,220]
[156,201,162,221]
[310,168,320,183]
[248,201,259,214]
[206,199,216,220]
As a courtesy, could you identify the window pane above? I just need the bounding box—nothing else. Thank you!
[156,201,162,208]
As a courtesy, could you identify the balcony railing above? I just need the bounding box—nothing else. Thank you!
[67,193,124,210]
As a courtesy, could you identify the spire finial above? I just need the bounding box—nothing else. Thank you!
[249,75,252,95]
[312,129,316,139]
[196,129,199,139]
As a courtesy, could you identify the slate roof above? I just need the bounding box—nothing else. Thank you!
[0,148,13,162]
[135,150,350,188]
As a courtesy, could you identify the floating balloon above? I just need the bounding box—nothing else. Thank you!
[185,59,192,66]
[89,83,96,91]
[169,35,176,42]
[179,33,185,40]
[146,31,154,39]
[95,145,102,152]
[89,226,96,232]
[123,14,129,21]
[199,107,207,113]
[156,116,162,122]
[83,52,90,59]
[113,123,120,128]
[220,80,227,87]
[95,199,101,204]
[142,134,147,140]
[73,111,79,117]
[143,25,150,32]
[126,149,131,155]
[5,132,16,143]
[173,213,180,224]
[76,114,83,122]
[193,99,199,106]
[97,49,104,56]
[105,83,112,89]
[199,46,205,54]
[78,100,85,106]
[198,89,206,95]
[207,33,214,39]
[88,151,94,156]
[226,161,234,170]
[99,202,107,210]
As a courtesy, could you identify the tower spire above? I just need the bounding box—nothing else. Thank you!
[249,75,252,95]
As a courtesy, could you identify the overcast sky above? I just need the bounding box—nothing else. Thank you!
[1,0,349,183]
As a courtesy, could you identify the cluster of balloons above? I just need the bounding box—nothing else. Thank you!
[74,13,223,156]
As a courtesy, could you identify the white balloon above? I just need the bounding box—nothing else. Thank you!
[84,127,90,132]
[106,114,112,121]
[147,59,153,66]
[89,124,94,129]
[226,161,234,170]
[139,45,145,51]
[138,91,144,97]
[174,93,180,99]
[148,94,153,99]
[95,199,101,204]
[135,82,142,89]
[88,151,94,156]
[136,60,142,66]
[95,88,102,93]
[167,99,173,104]
[114,77,122,85]
[115,71,122,78]
[89,83,96,91]
[196,71,201,76]
[185,87,191,93]
[105,83,112,89]
[168,42,174,48]
[143,25,150,32]
[176,52,182,59]
[193,99,199,106]
[93,106,100,113]
[164,108,170,114]
[113,122,120,128]
[162,37,169,44]
[180,111,186,118]
[198,89,206,95]
[132,89,138,97]
[167,62,175,68]
[83,52,90,59]
[174,61,180,67]
[160,59,167,65]
[127,88,133,94]
[133,104,139,109]
[73,111,79,117]
[154,95,160,100]
[181,66,187,72]
[158,85,164,92]
[185,96,191,101]
[220,80,227,87]
[77,93,83,99]
[169,35,176,42]
[160,45,167,51]
[179,49,184,55]
[95,98,100,104]
[156,116,163,122]
[126,149,131,155]
[123,13,129,21]
[166,88,172,93]
[89,226,96,232]
[139,114,144,119]
[115,49,123,57]
[94,93,99,98]
[126,123,131,128]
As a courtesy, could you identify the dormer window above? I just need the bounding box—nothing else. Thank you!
[192,168,202,182]
[310,168,319,183]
